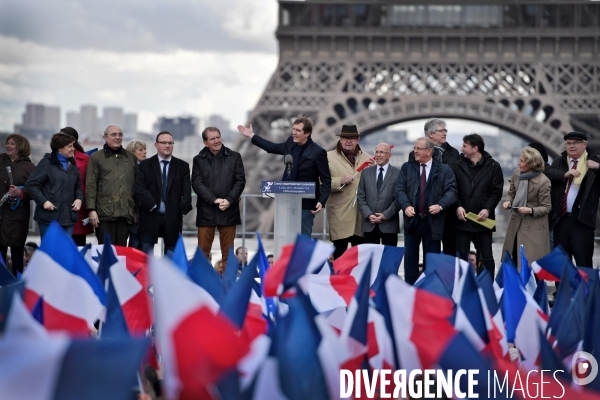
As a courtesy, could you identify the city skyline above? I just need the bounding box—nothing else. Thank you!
[0,0,279,134]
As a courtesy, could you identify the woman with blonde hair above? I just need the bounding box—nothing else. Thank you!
[502,146,552,269]
[126,140,146,249]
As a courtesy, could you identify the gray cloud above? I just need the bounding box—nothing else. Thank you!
[0,0,278,54]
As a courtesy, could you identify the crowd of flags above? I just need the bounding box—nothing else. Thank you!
[1,220,600,399]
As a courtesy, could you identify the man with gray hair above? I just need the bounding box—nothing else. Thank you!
[86,125,138,245]
[395,137,457,285]
[410,118,460,256]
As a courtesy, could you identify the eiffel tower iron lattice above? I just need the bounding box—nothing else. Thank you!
[237,0,600,234]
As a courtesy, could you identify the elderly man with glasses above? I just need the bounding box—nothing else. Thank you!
[410,118,460,256]
[326,125,373,259]
[86,125,138,245]
[395,137,457,285]
[546,131,600,267]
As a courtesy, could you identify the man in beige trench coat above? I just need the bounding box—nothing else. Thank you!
[326,125,373,259]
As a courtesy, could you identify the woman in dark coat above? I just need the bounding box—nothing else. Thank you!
[61,127,94,246]
[25,133,83,239]
[0,134,35,274]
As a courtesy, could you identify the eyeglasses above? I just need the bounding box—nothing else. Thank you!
[374,151,390,155]
[340,137,358,141]
[565,141,584,147]
[413,146,430,151]
[157,141,174,145]
[107,132,123,137]
[435,129,448,133]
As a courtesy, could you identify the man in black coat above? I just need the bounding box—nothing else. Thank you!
[451,134,503,277]
[395,137,457,285]
[135,131,192,255]
[237,116,331,237]
[409,118,460,256]
[192,127,246,266]
[546,131,600,267]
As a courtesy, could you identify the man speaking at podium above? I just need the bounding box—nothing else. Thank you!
[238,116,331,237]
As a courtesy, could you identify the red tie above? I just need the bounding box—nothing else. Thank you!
[561,159,578,216]
[420,164,427,217]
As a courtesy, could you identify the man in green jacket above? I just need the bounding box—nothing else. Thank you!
[86,125,137,246]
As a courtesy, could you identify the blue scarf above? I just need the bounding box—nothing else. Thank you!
[57,153,69,171]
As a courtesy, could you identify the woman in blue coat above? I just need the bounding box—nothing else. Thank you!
[26,133,83,239]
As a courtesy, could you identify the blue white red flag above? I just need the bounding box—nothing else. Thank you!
[23,221,105,334]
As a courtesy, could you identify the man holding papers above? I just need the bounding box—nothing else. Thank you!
[451,134,504,277]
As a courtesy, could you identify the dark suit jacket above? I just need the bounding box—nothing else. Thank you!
[251,135,331,210]
[394,159,457,241]
[357,164,400,233]
[135,155,192,247]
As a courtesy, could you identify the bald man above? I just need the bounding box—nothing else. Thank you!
[357,143,400,246]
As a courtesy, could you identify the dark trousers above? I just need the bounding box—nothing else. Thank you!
[72,234,87,247]
[404,217,441,285]
[442,226,458,257]
[332,235,364,260]
[141,214,174,255]
[96,217,130,246]
[457,230,495,277]
[0,245,24,275]
[363,225,398,247]
[554,214,594,267]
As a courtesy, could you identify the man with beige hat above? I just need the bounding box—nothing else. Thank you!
[326,125,373,259]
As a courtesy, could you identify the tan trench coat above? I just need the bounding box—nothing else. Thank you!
[501,169,552,270]
[326,145,372,241]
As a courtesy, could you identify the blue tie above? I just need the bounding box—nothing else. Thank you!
[161,160,169,203]
[376,167,383,192]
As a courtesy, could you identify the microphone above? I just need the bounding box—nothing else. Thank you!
[284,154,293,180]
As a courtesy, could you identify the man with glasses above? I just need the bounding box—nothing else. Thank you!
[326,125,373,259]
[357,143,399,246]
[451,134,503,277]
[410,119,460,256]
[395,138,457,285]
[546,131,600,267]
[135,131,192,254]
[193,127,245,266]
[86,125,137,245]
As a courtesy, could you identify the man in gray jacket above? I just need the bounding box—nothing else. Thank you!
[357,143,400,246]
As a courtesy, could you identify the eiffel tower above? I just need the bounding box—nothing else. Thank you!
[238,0,600,233]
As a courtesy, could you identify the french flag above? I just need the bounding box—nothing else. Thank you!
[264,235,333,297]
[150,255,249,399]
[384,274,456,371]
[298,260,358,313]
[0,291,149,400]
[104,243,153,336]
[531,245,584,289]
[333,244,405,293]
[23,221,105,334]
[502,253,548,371]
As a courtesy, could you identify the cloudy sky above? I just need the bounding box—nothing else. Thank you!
[0,0,279,133]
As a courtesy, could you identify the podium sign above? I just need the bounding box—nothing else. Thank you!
[261,181,315,196]
[261,181,316,258]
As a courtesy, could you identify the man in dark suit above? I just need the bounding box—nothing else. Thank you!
[357,143,400,246]
[546,131,600,267]
[409,118,460,256]
[135,131,192,254]
[395,137,457,285]
[237,116,331,236]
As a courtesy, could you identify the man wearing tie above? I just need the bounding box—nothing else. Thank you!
[394,138,457,285]
[357,143,400,246]
[136,131,192,254]
[546,131,600,267]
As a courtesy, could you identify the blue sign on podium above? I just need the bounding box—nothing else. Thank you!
[261,181,315,196]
